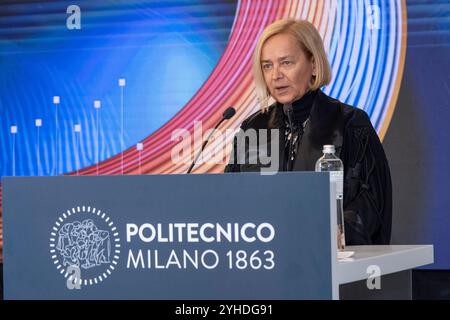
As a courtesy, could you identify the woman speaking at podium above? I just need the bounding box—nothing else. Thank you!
[225,19,392,246]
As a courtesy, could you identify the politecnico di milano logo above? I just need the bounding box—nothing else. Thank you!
[49,206,120,289]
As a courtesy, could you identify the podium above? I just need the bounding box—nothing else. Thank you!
[2,173,433,299]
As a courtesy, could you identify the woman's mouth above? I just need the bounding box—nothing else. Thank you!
[275,86,289,94]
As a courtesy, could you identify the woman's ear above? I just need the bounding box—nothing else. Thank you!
[311,56,317,76]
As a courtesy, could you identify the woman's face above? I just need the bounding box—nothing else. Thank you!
[261,32,315,105]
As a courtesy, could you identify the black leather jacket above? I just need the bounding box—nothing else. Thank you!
[225,90,392,245]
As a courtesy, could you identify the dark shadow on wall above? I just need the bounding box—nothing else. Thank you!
[413,270,450,300]
[0,263,2,300]
[382,68,427,244]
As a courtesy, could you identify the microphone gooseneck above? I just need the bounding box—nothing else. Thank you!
[187,107,236,174]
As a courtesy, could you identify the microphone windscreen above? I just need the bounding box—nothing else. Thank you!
[223,107,236,120]
[283,103,293,116]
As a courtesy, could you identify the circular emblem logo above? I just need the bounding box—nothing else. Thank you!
[49,206,120,288]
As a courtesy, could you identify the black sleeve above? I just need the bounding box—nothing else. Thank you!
[342,113,392,245]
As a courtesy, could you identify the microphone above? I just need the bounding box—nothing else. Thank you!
[187,107,236,173]
[283,103,293,131]
[222,107,236,120]
[283,103,295,171]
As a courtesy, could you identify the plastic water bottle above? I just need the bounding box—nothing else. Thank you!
[315,145,346,251]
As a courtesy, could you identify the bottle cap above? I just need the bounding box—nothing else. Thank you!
[323,145,335,154]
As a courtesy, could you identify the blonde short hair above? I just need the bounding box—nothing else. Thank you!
[253,19,331,110]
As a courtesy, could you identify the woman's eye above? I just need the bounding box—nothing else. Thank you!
[262,64,272,70]
[282,60,292,65]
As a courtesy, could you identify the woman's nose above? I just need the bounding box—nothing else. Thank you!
[272,65,283,80]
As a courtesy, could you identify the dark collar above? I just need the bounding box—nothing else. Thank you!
[291,89,317,111]
[269,89,341,134]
